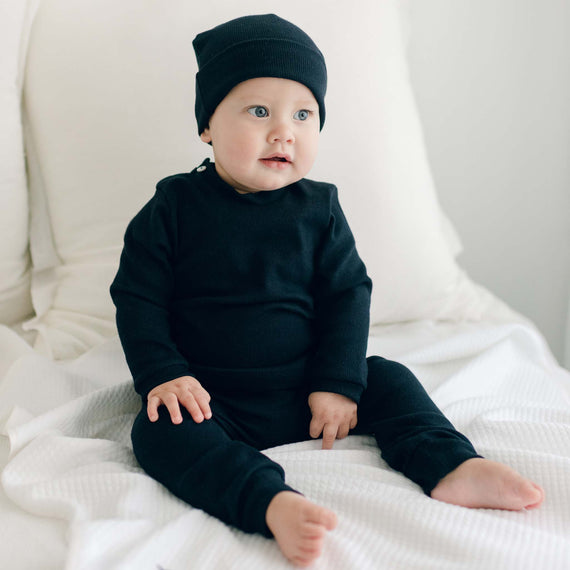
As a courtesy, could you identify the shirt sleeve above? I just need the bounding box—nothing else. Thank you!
[306,187,372,403]
[110,183,193,398]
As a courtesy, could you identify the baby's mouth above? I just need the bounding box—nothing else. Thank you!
[260,153,292,164]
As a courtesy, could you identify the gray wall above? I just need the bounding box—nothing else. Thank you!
[405,0,570,364]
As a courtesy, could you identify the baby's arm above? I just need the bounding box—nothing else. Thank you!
[147,376,212,424]
[308,391,357,450]
[111,184,197,398]
[307,187,371,405]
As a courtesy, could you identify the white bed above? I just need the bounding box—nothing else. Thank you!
[2,1,570,569]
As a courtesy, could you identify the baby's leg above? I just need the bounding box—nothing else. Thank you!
[131,403,292,536]
[132,401,337,566]
[357,356,543,510]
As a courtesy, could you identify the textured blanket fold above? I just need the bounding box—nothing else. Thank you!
[1,320,570,570]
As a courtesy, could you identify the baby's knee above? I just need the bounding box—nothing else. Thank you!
[367,356,417,386]
[131,407,196,471]
[131,408,167,468]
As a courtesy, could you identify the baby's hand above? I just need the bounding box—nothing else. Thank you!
[308,391,357,450]
[147,376,212,425]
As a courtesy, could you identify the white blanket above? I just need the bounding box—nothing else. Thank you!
[2,317,570,570]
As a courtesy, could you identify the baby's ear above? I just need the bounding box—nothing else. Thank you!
[200,128,212,144]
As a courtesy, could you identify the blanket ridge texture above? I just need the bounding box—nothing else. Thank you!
[1,321,570,569]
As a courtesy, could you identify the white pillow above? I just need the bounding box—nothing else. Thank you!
[24,0,483,359]
[0,0,38,325]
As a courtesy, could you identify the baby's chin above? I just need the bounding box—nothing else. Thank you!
[233,176,304,194]
[217,158,313,194]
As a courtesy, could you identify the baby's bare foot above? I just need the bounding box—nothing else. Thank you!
[431,458,544,511]
[266,491,338,567]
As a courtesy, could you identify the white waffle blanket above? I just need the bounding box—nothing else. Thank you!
[2,318,570,570]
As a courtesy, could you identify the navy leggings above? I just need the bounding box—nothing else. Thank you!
[131,356,479,536]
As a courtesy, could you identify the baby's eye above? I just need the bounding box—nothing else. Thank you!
[293,109,311,121]
[247,106,269,118]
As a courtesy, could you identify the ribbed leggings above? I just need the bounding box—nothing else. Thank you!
[131,356,479,536]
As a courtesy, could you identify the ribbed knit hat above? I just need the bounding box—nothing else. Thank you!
[193,14,327,135]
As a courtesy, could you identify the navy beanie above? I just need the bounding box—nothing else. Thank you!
[193,14,327,135]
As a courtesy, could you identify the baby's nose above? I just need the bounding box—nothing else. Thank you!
[268,122,295,144]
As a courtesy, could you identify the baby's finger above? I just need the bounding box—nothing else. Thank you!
[309,417,324,439]
[147,396,160,422]
[322,424,338,450]
[163,393,183,424]
[350,413,358,430]
[180,393,205,423]
[337,423,350,440]
[194,390,212,420]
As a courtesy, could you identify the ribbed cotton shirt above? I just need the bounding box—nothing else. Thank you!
[110,159,372,402]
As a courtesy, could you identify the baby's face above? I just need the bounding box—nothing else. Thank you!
[200,77,320,194]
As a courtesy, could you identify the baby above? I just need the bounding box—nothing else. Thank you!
[110,14,544,567]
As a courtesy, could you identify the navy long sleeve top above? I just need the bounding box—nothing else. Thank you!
[110,159,372,402]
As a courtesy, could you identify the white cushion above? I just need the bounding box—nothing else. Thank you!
[24,0,483,359]
[0,0,38,325]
